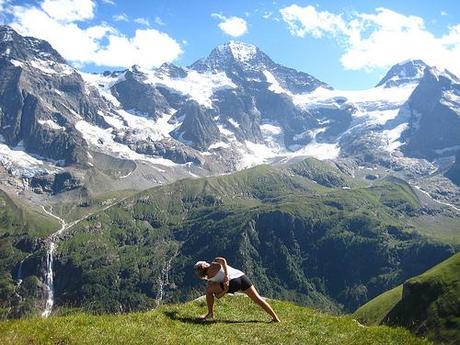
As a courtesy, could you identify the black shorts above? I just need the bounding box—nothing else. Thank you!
[220,275,253,293]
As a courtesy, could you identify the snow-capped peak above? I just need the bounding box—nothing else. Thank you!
[377,60,428,88]
[190,40,273,72]
[226,41,258,62]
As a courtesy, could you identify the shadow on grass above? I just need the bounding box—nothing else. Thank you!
[163,311,268,325]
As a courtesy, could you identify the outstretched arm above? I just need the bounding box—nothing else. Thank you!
[214,257,228,283]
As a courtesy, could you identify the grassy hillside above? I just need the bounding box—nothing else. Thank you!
[354,253,460,344]
[285,157,352,188]
[0,296,431,345]
[47,162,453,316]
[1,159,457,319]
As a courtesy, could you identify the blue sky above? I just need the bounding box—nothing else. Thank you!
[2,0,460,89]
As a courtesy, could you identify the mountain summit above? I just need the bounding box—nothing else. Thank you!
[191,40,272,71]
[376,60,428,88]
[0,25,65,64]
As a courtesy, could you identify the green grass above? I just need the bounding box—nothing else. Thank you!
[0,296,430,345]
[353,285,403,325]
[408,215,460,245]
[30,160,453,315]
[354,253,460,344]
[0,189,60,238]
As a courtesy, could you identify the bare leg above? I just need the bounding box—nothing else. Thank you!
[203,283,222,320]
[244,286,280,322]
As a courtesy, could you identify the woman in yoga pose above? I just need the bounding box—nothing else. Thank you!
[194,257,280,322]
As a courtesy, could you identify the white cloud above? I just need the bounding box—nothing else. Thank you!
[212,13,248,37]
[9,1,182,69]
[441,11,448,16]
[154,16,165,26]
[134,17,150,26]
[41,0,95,22]
[101,0,115,5]
[280,4,347,38]
[280,5,460,76]
[113,13,129,22]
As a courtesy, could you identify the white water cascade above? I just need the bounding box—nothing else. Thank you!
[16,254,32,287]
[413,185,460,213]
[39,199,124,317]
[41,206,66,318]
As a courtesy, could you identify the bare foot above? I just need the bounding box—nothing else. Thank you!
[201,313,214,321]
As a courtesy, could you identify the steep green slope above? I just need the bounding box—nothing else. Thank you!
[48,163,453,316]
[0,296,431,345]
[0,189,60,318]
[354,253,460,344]
[286,157,351,188]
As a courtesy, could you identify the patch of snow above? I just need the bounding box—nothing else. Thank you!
[0,141,56,177]
[144,69,236,108]
[10,59,23,67]
[239,141,277,168]
[293,142,340,160]
[208,141,230,150]
[381,123,409,152]
[29,59,74,76]
[263,70,288,94]
[260,123,282,135]
[80,71,125,106]
[293,84,416,113]
[38,119,65,131]
[74,119,178,167]
[217,124,236,138]
[293,127,326,141]
[228,41,257,62]
[441,91,460,113]
[228,118,240,128]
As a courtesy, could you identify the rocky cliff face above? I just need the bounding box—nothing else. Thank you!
[0,26,109,166]
[403,68,460,160]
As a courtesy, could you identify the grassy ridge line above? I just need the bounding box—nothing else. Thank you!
[353,253,460,343]
[0,296,430,345]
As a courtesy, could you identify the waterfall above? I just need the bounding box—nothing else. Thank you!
[41,242,56,317]
[40,206,66,318]
[16,254,31,287]
[155,249,178,307]
[39,198,125,317]
[16,259,24,287]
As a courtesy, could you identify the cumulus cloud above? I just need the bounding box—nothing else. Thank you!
[212,13,248,37]
[8,0,182,69]
[113,13,129,22]
[280,4,460,76]
[134,17,150,26]
[41,0,95,22]
[280,4,347,38]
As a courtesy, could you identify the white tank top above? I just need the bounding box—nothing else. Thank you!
[208,264,244,282]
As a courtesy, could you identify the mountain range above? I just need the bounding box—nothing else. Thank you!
[0,25,459,198]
